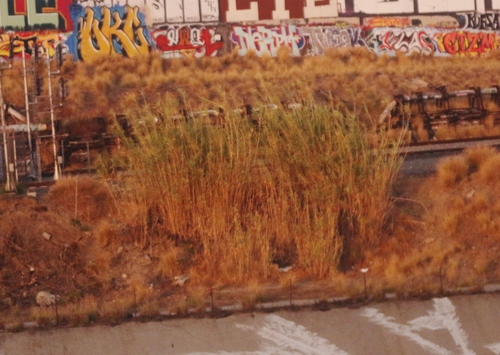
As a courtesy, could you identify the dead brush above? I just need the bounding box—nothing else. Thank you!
[46,176,115,227]
[156,243,184,279]
[110,99,403,285]
[464,145,498,173]
[436,155,469,187]
[476,154,500,186]
[93,220,122,248]
[41,295,100,327]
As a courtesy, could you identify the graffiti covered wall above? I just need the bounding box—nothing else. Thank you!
[152,25,224,58]
[66,4,153,61]
[3,2,500,61]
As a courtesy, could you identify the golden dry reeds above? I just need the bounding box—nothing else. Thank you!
[108,100,402,284]
[436,155,469,188]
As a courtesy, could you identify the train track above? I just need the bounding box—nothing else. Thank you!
[19,135,500,191]
[398,135,500,155]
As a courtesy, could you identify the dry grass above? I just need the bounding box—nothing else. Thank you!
[0,48,487,138]
[5,50,500,328]
[367,146,500,296]
[3,48,500,142]
[436,155,469,187]
[46,176,116,227]
[107,102,402,284]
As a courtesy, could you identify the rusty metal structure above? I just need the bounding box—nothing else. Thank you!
[379,85,500,142]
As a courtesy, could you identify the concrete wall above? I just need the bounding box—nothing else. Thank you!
[2,1,500,61]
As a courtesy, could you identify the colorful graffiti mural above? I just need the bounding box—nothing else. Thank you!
[2,2,500,61]
[365,28,436,55]
[363,17,411,28]
[231,25,305,57]
[435,31,500,55]
[301,26,364,55]
[66,4,153,61]
[459,12,500,30]
[0,31,66,61]
[365,27,500,57]
[153,25,224,58]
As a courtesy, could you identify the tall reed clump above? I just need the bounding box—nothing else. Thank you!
[111,100,402,283]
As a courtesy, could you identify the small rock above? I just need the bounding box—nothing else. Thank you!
[36,291,58,307]
[424,238,435,244]
[173,275,189,286]
[117,246,124,254]
[122,273,127,279]
[385,292,398,300]
[484,284,500,293]
[279,266,293,273]
[41,232,51,241]
[23,322,39,329]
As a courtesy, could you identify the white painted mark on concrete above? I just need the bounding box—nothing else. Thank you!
[363,297,475,355]
[256,314,350,355]
[362,307,452,355]
[409,298,474,355]
[485,343,500,354]
[193,314,350,355]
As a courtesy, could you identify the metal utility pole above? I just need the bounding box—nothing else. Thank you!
[22,46,35,179]
[46,54,60,181]
[0,72,16,192]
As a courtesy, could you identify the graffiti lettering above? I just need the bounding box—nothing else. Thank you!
[369,29,435,55]
[462,12,500,30]
[153,26,223,58]
[231,25,305,57]
[67,5,153,61]
[365,27,500,57]
[301,26,364,55]
[435,31,499,55]
[0,31,65,60]
[0,0,67,30]
[429,21,458,29]
[364,17,411,28]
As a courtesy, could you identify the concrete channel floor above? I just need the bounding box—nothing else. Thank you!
[2,292,500,355]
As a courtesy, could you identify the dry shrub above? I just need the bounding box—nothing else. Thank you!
[98,295,136,323]
[380,147,500,293]
[44,295,100,327]
[433,126,457,141]
[83,242,114,291]
[436,155,469,187]
[46,176,115,225]
[476,154,500,186]
[464,145,497,173]
[93,220,121,248]
[441,210,461,236]
[156,244,184,279]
